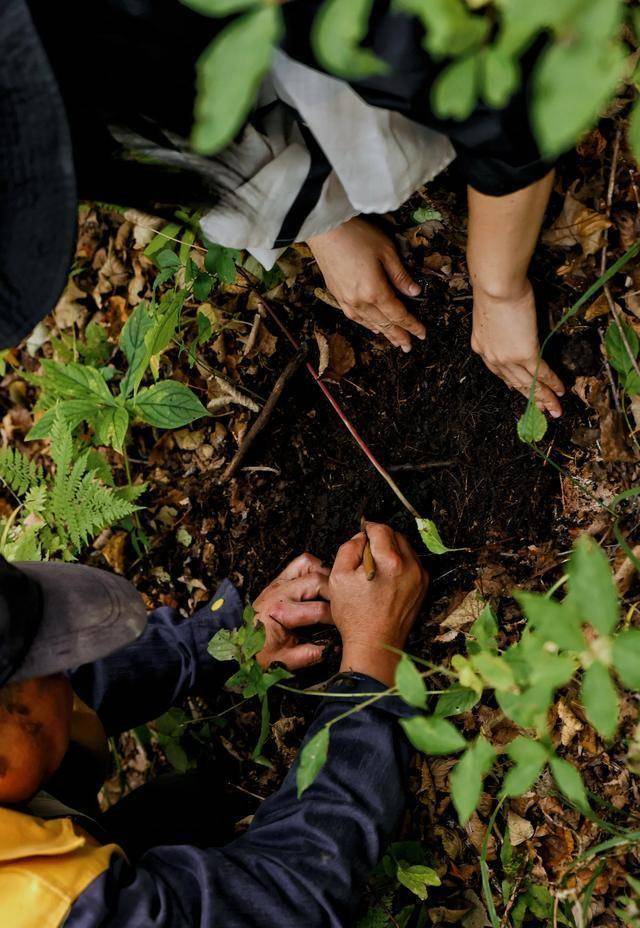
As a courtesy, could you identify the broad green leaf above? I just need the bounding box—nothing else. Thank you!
[120,303,154,396]
[193,272,213,302]
[192,7,282,154]
[155,248,181,270]
[567,535,618,635]
[532,38,626,158]
[38,359,115,404]
[180,0,257,15]
[482,48,519,109]
[416,517,461,555]
[204,244,241,283]
[470,652,516,692]
[550,755,590,812]
[162,738,190,773]
[411,207,442,223]
[145,293,185,360]
[434,685,480,718]
[94,406,129,454]
[515,591,585,651]
[400,715,466,755]
[297,726,329,797]
[431,53,480,121]
[396,862,441,901]
[502,736,548,796]
[208,627,239,661]
[581,661,619,739]
[451,654,484,695]
[468,603,498,655]
[27,400,103,441]
[395,655,427,709]
[396,0,489,58]
[517,401,547,443]
[134,380,208,429]
[251,693,271,760]
[612,628,640,690]
[450,736,495,825]
[605,320,639,376]
[143,222,182,258]
[244,620,266,660]
[312,0,387,79]
[497,682,554,728]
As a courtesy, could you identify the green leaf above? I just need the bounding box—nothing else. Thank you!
[396,862,441,901]
[532,37,626,158]
[481,48,519,109]
[451,654,484,695]
[395,0,489,58]
[208,627,240,662]
[312,0,388,80]
[517,401,547,443]
[38,359,115,404]
[496,682,554,728]
[416,517,461,555]
[155,249,181,270]
[145,293,185,360]
[612,628,640,690]
[204,244,240,283]
[605,320,639,376]
[94,406,129,454]
[470,652,516,692]
[180,0,257,14]
[468,603,498,655]
[243,620,266,660]
[503,736,548,796]
[120,303,155,396]
[162,738,190,773]
[434,685,480,718]
[411,207,442,224]
[144,223,182,257]
[193,272,213,301]
[297,726,330,797]
[395,655,427,709]
[27,400,103,441]
[516,591,585,651]
[550,755,590,813]
[400,715,466,756]
[134,380,208,429]
[567,535,618,635]
[431,53,480,121]
[192,7,282,154]
[581,661,619,739]
[450,736,495,825]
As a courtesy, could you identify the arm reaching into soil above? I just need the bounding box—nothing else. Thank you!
[65,527,428,928]
[468,169,566,417]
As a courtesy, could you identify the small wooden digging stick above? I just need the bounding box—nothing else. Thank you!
[360,516,376,581]
[221,349,305,482]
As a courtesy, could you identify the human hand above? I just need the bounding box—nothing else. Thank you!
[307,217,426,352]
[328,522,429,686]
[471,280,565,418]
[253,553,332,671]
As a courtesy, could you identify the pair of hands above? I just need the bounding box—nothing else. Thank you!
[253,522,428,687]
[307,217,565,418]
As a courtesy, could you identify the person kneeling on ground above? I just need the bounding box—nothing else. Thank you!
[0,521,427,927]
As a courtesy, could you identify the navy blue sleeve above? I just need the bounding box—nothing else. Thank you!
[67,675,413,928]
[69,579,243,735]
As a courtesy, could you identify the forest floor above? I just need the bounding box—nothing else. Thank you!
[4,116,640,926]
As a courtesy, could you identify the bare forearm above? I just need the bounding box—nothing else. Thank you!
[467,169,555,299]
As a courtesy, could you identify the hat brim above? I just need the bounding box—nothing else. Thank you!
[7,563,147,683]
[0,0,77,349]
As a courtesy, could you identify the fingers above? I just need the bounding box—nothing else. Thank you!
[280,572,330,602]
[380,247,421,299]
[332,533,367,574]
[281,642,325,671]
[506,364,562,418]
[277,552,328,582]
[272,599,333,628]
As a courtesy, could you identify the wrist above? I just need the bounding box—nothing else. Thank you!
[470,275,531,304]
[340,642,401,688]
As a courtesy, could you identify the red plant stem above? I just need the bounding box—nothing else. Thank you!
[249,286,422,519]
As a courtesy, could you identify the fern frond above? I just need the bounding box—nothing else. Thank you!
[0,447,42,496]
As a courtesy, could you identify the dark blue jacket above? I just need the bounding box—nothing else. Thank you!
[62,580,412,926]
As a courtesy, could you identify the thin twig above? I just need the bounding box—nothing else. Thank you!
[598,326,622,412]
[221,349,305,482]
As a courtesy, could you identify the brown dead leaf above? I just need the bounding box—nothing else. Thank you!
[99,531,127,574]
[584,291,610,321]
[314,288,340,310]
[465,812,496,859]
[440,590,485,630]
[543,188,612,256]
[128,257,146,307]
[75,208,103,261]
[315,330,330,377]
[207,375,259,414]
[424,252,452,276]
[507,810,534,847]
[123,209,164,250]
[326,333,355,379]
[54,280,88,329]
[555,698,584,747]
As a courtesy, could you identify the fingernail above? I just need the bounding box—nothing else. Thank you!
[418,332,426,340]
[401,344,411,353]
[550,409,561,418]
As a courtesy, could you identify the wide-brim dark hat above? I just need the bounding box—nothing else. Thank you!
[0,559,147,686]
[0,0,76,349]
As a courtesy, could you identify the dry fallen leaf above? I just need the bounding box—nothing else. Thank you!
[54,279,87,329]
[440,590,485,630]
[507,810,534,847]
[543,188,612,256]
[314,288,341,310]
[207,375,259,413]
[315,330,330,377]
[326,333,356,379]
[99,531,128,574]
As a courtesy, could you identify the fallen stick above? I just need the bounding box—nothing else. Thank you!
[221,349,305,483]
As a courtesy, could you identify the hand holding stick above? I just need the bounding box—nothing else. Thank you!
[360,517,376,581]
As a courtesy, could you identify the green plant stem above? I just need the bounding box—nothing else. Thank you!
[122,449,143,533]
[481,796,505,928]
[545,573,568,598]
[276,683,448,698]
